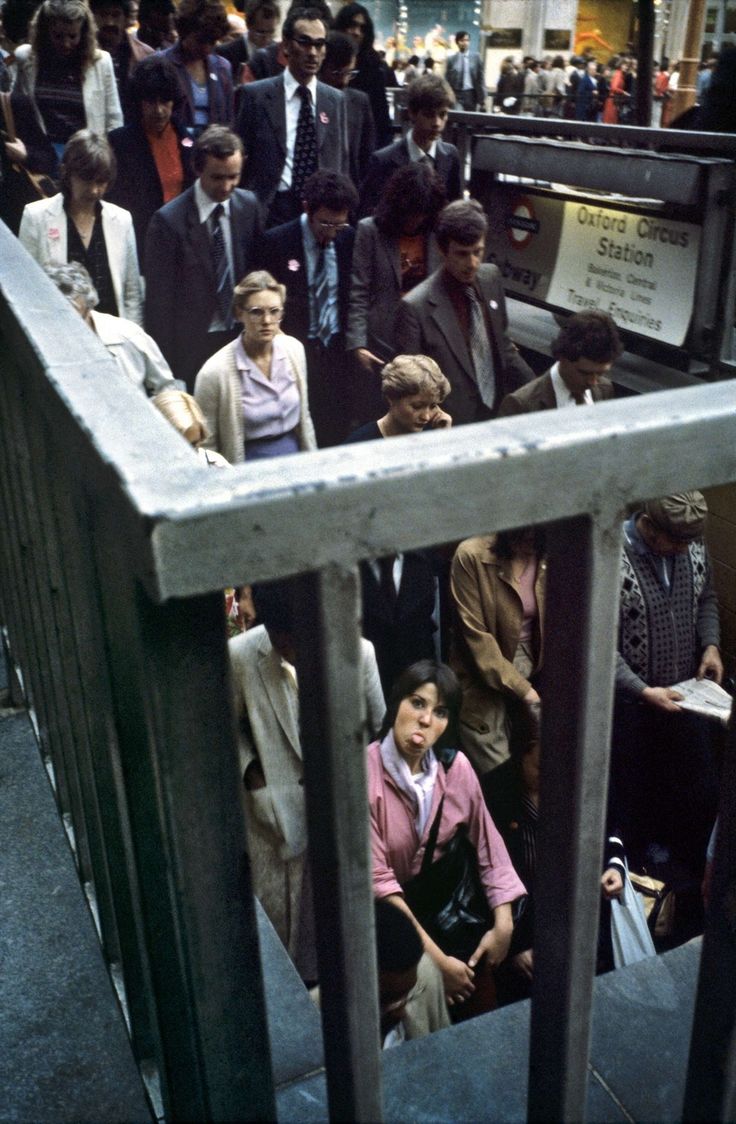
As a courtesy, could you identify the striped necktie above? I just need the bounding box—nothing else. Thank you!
[465,285,496,408]
[313,246,337,346]
[211,203,232,325]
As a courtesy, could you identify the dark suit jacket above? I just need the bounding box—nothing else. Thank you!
[144,184,262,384]
[259,216,355,342]
[497,369,614,416]
[343,86,376,187]
[360,553,437,695]
[445,50,485,106]
[235,74,348,213]
[359,135,462,218]
[107,120,194,271]
[160,43,234,132]
[216,34,249,74]
[396,264,534,426]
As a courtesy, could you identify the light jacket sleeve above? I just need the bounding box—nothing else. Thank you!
[97,51,123,131]
[367,745,406,899]
[456,753,526,909]
[121,213,143,324]
[360,638,386,738]
[450,544,533,699]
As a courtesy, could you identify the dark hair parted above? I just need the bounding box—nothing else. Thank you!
[282,4,329,40]
[59,129,116,195]
[375,898,423,972]
[434,198,487,251]
[551,310,623,363]
[380,660,462,739]
[374,162,446,238]
[192,124,243,172]
[251,579,295,635]
[333,2,375,53]
[128,54,181,108]
[493,525,546,562]
[174,0,228,43]
[323,29,356,68]
[455,29,468,42]
[407,72,455,114]
[30,0,98,71]
[301,170,358,214]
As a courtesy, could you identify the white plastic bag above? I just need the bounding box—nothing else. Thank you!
[610,863,657,968]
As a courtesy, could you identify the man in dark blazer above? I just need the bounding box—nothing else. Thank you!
[144,125,262,391]
[497,311,621,416]
[320,31,376,188]
[234,7,348,228]
[216,0,280,76]
[397,199,534,426]
[260,171,358,446]
[359,73,461,217]
[445,30,486,111]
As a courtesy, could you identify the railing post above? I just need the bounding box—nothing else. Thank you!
[90,529,275,1121]
[295,565,384,1123]
[528,514,623,1122]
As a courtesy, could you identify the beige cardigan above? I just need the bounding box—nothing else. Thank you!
[194,333,317,464]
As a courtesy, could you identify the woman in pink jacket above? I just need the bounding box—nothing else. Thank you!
[368,660,525,1020]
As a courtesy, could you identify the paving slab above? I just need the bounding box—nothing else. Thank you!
[0,709,151,1123]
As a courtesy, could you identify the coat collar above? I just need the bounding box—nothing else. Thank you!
[255,626,301,756]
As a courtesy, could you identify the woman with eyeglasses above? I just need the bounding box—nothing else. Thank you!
[194,269,317,462]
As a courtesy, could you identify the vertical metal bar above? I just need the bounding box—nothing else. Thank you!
[294,565,384,1123]
[635,0,655,125]
[92,530,274,1121]
[683,715,736,1122]
[528,515,623,1123]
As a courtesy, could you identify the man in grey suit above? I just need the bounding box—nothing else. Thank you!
[445,30,486,111]
[359,74,462,217]
[144,125,262,391]
[497,311,620,416]
[234,6,348,228]
[397,199,534,426]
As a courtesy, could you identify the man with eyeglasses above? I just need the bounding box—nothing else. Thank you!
[319,30,376,188]
[144,125,262,391]
[234,5,349,229]
[216,0,280,78]
[261,170,359,446]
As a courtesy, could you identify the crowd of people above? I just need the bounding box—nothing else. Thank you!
[0,0,730,1048]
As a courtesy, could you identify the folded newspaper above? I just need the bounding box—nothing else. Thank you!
[671,678,733,725]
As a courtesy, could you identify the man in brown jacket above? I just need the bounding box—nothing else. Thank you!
[497,310,621,416]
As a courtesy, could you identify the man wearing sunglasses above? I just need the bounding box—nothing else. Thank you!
[235,6,348,229]
[261,170,358,446]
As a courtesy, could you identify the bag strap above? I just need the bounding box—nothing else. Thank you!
[1,91,17,141]
[417,747,459,875]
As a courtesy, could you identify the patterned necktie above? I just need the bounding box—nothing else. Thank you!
[211,203,232,325]
[464,285,496,408]
[292,85,318,199]
[313,246,337,346]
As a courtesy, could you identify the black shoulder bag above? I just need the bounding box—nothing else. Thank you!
[402,748,492,963]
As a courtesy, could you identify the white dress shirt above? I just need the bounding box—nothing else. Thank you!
[550,361,594,408]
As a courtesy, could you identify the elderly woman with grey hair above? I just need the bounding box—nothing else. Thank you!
[45,260,175,395]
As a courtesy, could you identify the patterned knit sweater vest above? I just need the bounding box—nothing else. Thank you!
[619,541,707,687]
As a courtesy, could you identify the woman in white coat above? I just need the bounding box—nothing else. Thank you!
[13,0,122,161]
[20,130,143,323]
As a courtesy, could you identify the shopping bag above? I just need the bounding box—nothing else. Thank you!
[610,863,657,968]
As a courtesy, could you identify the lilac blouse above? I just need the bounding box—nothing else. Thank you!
[236,334,300,440]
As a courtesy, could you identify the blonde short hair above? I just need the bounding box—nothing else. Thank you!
[381,354,451,402]
[152,389,209,446]
[232,270,286,314]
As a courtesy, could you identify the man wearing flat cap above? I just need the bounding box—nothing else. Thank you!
[610,490,723,874]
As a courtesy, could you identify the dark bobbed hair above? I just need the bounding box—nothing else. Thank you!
[494,525,546,562]
[251,579,295,635]
[192,124,243,172]
[128,54,181,108]
[407,73,455,113]
[375,898,423,973]
[59,129,116,195]
[174,0,228,42]
[434,198,487,251]
[551,310,623,363]
[552,54,565,68]
[302,169,358,214]
[30,0,98,71]
[374,162,446,238]
[333,2,375,54]
[379,660,462,739]
[282,4,329,39]
[323,29,356,69]
[455,29,468,41]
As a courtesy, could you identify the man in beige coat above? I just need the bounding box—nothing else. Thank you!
[229,580,385,979]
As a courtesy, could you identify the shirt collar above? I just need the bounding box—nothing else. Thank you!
[407,129,438,162]
[284,67,318,102]
[550,361,594,407]
[623,513,650,556]
[194,177,231,224]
